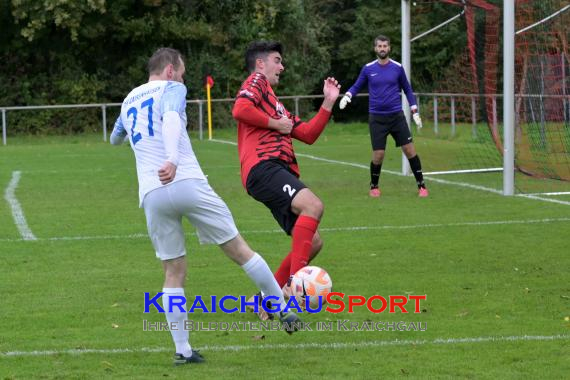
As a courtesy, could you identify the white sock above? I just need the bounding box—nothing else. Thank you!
[241,253,287,311]
[162,288,192,357]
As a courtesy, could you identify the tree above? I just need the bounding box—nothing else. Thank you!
[0,0,467,133]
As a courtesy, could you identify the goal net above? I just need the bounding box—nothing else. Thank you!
[410,0,569,196]
[514,1,569,194]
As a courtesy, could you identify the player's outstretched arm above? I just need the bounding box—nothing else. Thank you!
[321,77,341,111]
[291,77,340,145]
[339,66,367,110]
[339,92,352,110]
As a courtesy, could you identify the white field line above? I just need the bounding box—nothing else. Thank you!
[3,171,37,241]
[525,191,570,196]
[2,334,568,357]
[211,139,498,192]
[210,139,570,204]
[517,193,570,206]
[0,217,569,243]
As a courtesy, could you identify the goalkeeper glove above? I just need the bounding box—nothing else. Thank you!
[339,93,352,110]
[412,112,423,130]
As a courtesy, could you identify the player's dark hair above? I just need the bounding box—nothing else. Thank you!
[148,48,183,75]
[245,41,283,72]
[374,35,390,46]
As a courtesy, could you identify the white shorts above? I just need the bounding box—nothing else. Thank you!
[142,178,239,260]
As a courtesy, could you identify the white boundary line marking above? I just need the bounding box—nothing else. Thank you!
[211,139,501,194]
[2,334,568,357]
[3,171,37,241]
[525,191,570,196]
[517,193,570,206]
[1,218,569,243]
[210,139,570,205]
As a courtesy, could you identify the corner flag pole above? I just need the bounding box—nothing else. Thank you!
[205,75,214,140]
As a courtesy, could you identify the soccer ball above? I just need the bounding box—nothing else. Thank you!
[290,266,333,309]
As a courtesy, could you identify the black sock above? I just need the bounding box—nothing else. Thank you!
[408,155,425,188]
[370,161,382,188]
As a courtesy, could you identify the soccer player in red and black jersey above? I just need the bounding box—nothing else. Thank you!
[232,41,340,303]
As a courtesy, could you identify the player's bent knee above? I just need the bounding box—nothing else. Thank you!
[293,190,323,219]
[372,154,384,164]
[307,198,324,220]
[402,143,416,158]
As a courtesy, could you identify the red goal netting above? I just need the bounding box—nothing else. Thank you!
[412,0,569,193]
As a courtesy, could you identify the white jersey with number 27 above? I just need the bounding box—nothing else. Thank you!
[111,80,206,206]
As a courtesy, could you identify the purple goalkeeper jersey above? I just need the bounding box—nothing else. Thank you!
[346,59,417,116]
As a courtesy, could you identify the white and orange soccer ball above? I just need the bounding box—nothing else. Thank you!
[290,266,333,309]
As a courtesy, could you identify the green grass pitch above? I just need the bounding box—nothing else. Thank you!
[0,123,568,379]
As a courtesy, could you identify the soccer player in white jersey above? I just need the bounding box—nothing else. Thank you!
[110,48,301,366]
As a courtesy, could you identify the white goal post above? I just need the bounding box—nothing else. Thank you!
[401,0,506,184]
[401,0,515,195]
[403,0,570,196]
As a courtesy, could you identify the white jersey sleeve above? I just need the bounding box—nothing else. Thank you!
[161,83,187,165]
[119,81,206,206]
[110,117,128,145]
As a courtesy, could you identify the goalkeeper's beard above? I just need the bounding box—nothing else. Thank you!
[377,52,389,60]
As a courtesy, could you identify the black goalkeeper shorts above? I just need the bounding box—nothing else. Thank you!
[369,111,413,150]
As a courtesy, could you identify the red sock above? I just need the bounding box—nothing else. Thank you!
[289,215,320,277]
[274,253,292,288]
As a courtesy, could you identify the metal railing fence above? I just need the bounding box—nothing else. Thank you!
[2,93,568,145]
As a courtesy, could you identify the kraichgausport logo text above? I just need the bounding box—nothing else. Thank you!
[144,292,427,314]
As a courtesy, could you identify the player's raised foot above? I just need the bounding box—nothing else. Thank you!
[278,311,303,335]
[257,299,274,321]
[282,276,294,300]
[246,292,273,321]
[369,187,381,198]
[245,293,259,313]
[173,351,205,366]
[418,187,429,197]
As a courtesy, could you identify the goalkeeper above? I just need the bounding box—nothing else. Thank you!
[339,34,428,197]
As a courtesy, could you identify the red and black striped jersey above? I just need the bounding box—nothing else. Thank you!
[233,72,333,188]
[233,72,301,187]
